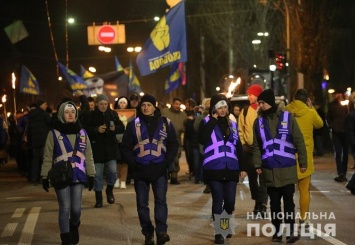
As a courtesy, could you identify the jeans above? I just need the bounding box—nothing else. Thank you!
[55,183,84,233]
[134,175,168,236]
[192,148,202,182]
[94,159,117,191]
[267,184,296,236]
[209,180,237,216]
[332,131,348,175]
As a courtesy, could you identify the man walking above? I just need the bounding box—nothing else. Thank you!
[251,89,307,243]
[238,84,268,216]
[121,94,178,245]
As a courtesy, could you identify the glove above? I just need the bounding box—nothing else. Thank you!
[42,179,49,192]
[88,176,95,191]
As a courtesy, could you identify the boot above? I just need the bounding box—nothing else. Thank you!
[170,178,180,185]
[70,220,80,244]
[214,234,224,244]
[60,233,71,245]
[156,232,170,245]
[95,191,103,208]
[106,185,115,204]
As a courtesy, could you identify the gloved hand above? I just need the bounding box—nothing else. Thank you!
[88,176,95,191]
[42,179,49,192]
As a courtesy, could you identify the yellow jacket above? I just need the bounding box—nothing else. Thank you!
[286,100,324,179]
[238,105,258,146]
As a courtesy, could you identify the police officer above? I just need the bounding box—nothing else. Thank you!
[120,94,178,245]
[251,89,307,243]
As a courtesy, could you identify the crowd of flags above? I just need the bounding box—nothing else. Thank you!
[19,0,187,96]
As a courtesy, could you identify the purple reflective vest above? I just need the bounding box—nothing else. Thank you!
[255,111,297,169]
[132,117,169,165]
[52,129,88,182]
[202,115,240,170]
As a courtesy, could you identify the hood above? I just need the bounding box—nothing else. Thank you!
[285,100,309,117]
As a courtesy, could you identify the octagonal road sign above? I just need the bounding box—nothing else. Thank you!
[97,25,116,44]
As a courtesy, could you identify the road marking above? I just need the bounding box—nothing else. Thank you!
[18,207,41,245]
[1,223,18,237]
[311,226,348,245]
[12,208,25,218]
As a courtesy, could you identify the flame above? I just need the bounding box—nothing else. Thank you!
[12,72,16,89]
[226,77,241,98]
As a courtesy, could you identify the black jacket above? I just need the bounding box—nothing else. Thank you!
[84,108,125,163]
[28,107,52,148]
[120,109,179,181]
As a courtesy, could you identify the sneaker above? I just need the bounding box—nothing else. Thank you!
[114,179,120,188]
[286,233,300,243]
[120,181,126,189]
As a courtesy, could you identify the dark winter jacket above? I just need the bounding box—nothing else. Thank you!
[120,109,179,181]
[28,107,52,148]
[83,107,125,163]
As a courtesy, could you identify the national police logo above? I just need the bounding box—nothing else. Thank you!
[210,210,239,238]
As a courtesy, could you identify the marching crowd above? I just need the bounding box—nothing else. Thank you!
[1,86,355,245]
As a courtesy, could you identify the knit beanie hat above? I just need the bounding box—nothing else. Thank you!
[96,94,109,103]
[36,99,46,107]
[247,84,263,97]
[118,97,128,105]
[140,94,156,107]
[130,93,139,101]
[209,94,228,115]
[57,101,78,123]
[258,89,275,107]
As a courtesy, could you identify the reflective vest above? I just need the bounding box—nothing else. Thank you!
[132,117,169,165]
[202,116,239,170]
[52,129,88,182]
[255,111,297,169]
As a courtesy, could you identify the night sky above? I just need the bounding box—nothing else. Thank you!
[0,0,169,110]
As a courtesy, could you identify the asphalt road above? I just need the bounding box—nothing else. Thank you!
[0,151,353,245]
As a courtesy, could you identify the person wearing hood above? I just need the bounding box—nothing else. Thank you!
[41,101,96,245]
[120,94,179,245]
[285,89,323,228]
[251,89,307,243]
[198,94,246,244]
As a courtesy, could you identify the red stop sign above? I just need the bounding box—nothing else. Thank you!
[97,25,116,44]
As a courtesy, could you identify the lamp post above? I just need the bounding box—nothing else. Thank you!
[12,72,17,115]
[1,95,7,124]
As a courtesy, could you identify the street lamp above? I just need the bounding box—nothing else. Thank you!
[12,72,17,115]
[127,46,142,53]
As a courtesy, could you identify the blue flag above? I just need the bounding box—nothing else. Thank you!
[58,62,87,91]
[136,0,187,76]
[165,63,181,93]
[19,65,40,95]
[129,59,142,93]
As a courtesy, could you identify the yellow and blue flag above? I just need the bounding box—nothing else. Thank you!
[80,65,94,79]
[58,62,87,91]
[114,56,124,72]
[136,0,187,76]
[19,65,40,95]
[165,63,182,93]
[129,59,142,93]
